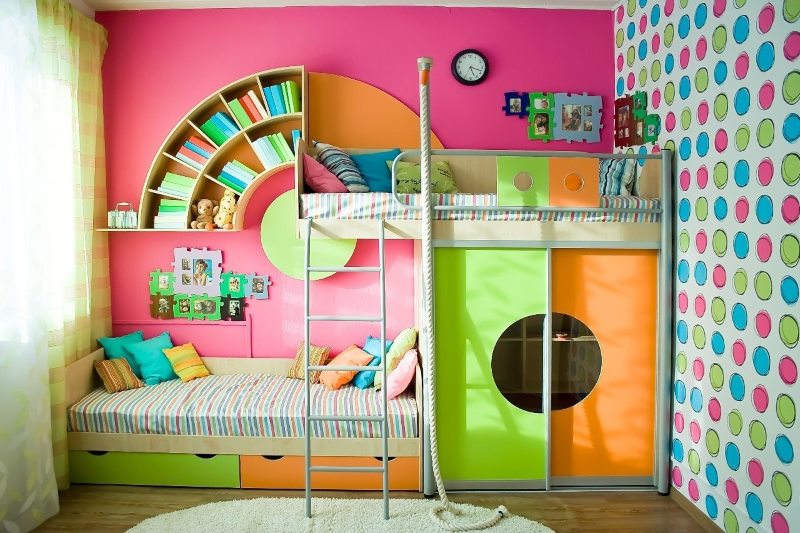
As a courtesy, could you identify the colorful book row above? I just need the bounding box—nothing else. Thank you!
[157,172,196,199]
[262,81,301,116]
[154,199,187,229]
[216,160,259,194]
[199,111,240,147]
[252,132,296,169]
[176,135,216,171]
[227,89,270,127]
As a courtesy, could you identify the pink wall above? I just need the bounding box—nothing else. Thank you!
[98,6,614,357]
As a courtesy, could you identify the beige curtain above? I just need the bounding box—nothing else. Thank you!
[36,0,112,491]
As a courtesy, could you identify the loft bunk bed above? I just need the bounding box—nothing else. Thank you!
[299,57,674,515]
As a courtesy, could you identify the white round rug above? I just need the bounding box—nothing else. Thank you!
[128,497,554,532]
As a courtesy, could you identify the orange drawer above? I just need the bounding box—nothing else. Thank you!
[240,455,420,491]
[549,157,600,207]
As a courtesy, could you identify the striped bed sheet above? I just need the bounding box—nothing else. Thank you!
[301,193,661,223]
[68,374,418,439]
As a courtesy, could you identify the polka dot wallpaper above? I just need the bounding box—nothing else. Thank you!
[615,0,798,531]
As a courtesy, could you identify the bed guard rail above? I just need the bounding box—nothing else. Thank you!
[390,149,666,215]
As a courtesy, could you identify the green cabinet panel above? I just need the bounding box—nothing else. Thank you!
[69,451,240,487]
[434,248,547,483]
[496,156,549,207]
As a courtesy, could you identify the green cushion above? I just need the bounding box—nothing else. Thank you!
[123,332,178,386]
[98,331,145,378]
[374,328,417,390]
[388,160,460,194]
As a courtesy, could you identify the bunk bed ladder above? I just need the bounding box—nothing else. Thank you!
[303,218,390,520]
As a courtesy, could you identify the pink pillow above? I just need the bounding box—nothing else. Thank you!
[386,349,418,400]
[303,153,348,193]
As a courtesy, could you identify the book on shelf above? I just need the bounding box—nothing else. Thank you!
[222,160,258,183]
[291,129,301,150]
[157,205,185,212]
[184,140,212,159]
[269,85,287,115]
[188,135,216,154]
[240,94,261,122]
[162,172,195,188]
[210,112,239,137]
[252,137,281,167]
[282,80,301,113]
[175,152,203,171]
[270,133,294,162]
[280,83,290,113]
[177,146,205,166]
[199,118,229,146]
[215,174,245,194]
[156,186,190,199]
[247,89,269,118]
[228,99,253,128]
[231,159,258,176]
[218,170,248,190]
[262,86,277,116]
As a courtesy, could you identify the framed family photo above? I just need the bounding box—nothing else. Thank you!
[221,272,248,298]
[172,248,223,296]
[172,294,192,319]
[527,92,555,141]
[502,91,530,118]
[189,294,222,321]
[248,274,271,300]
[150,294,175,319]
[148,270,175,296]
[553,93,602,143]
[221,297,246,321]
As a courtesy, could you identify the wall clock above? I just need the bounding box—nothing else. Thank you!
[451,49,489,86]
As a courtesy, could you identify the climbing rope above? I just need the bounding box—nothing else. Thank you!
[417,57,508,532]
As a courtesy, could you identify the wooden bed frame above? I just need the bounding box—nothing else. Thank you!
[66,348,423,459]
[294,140,664,244]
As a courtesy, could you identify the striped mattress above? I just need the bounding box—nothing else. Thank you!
[301,193,661,223]
[68,374,418,439]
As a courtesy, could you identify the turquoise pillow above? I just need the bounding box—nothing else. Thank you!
[123,332,178,386]
[353,336,393,389]
[351,149,401,193]
[98,331,145,378]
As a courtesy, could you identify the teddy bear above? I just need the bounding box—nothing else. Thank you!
[213,189,237,230]
[191,198,218,229]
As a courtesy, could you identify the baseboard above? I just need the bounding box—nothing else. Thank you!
[669,489,722,533]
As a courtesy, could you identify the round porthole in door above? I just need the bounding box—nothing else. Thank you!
[491,313,602,413]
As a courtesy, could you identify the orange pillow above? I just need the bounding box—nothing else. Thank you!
[319,345,373,390]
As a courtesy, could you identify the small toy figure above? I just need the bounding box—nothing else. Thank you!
[191,198,218,230]
[213,190,237,230]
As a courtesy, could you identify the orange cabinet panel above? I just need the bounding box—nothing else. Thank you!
[548,157,600,207]
[240,455,419,491]
[550,249,657,478]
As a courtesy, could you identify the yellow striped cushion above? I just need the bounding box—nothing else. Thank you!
[94,359,143,393]
[162,343,210,382]
[287,342,330,384]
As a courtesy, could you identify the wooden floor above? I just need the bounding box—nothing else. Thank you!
[38,485,707,532]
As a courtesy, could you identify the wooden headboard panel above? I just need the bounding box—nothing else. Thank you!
[65,348,104,407]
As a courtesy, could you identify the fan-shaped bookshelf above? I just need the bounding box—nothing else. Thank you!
[101,66,307,232]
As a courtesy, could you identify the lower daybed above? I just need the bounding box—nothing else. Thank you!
[65,348,422,490]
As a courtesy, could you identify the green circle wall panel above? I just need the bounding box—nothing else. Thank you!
[260,191,356,280]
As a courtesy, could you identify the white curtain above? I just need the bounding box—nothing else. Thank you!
[0,0,110,532]
[0,1,60,530]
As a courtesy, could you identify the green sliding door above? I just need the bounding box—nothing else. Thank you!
[434,248,547,487]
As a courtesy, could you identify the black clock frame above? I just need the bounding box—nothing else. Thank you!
[451,49,489,86]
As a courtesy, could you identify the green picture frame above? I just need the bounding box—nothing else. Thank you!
[643,114,661,144]
[527,92,555,141]
[173,294,192,319]
[221,272,248,298]
[632,91,648,120]
[148,270,175,296]
[189,294,222,321]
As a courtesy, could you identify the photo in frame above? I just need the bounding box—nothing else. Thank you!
[189,294,222,321]
[247,274,272,300]
[172,248,223,296]
[148,270,175,296]
[221,297,246,321]
[614,95,634,147]
[643,114,661,144]
[221,272,248,298]
[552,93,602,143]
[502,91,530,118]
[527,92,555,141]
[173,294,192,319]
[632,91,648,120]
[150,294,175,319]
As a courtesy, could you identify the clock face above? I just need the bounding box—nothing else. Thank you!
[452,49,488,85]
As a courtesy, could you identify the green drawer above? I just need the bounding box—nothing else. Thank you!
[69,451,240,487]
[496,156,549,207]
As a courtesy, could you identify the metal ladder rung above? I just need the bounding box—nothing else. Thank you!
[307,315,383,322]
[308,415,385,422]
[310,466,385,473]
[307,365,384,372]
[307,266,381,273]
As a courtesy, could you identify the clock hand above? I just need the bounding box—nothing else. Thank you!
[469,66,481,75]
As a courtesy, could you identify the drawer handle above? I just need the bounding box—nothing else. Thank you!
[261,455,284,460]
[195,454,217,459]
[373,456,397,462]
[564,173,585,192]
[88,450,109,456]
[513,172,533,192]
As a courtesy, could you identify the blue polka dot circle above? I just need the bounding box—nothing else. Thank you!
[756,42,775,72]
[725,441,741,470]
[734,160,750,187]
[781,276,799,305]
[733,232,749,259]
[714,61,728,84]
[678,14,691,38]
[745,493,763,523]
[690,387,703,412]
[677,319,689,342]
[675,379,687,403]
[775,435,794,464]
[753,346,770,375]
[732,303,748,330]
[733,15,749,44]
[714,197,728,220]
[711,331,725,355]
[734,87,750,116]
[695,261,708,285]
[730,373,745,401]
